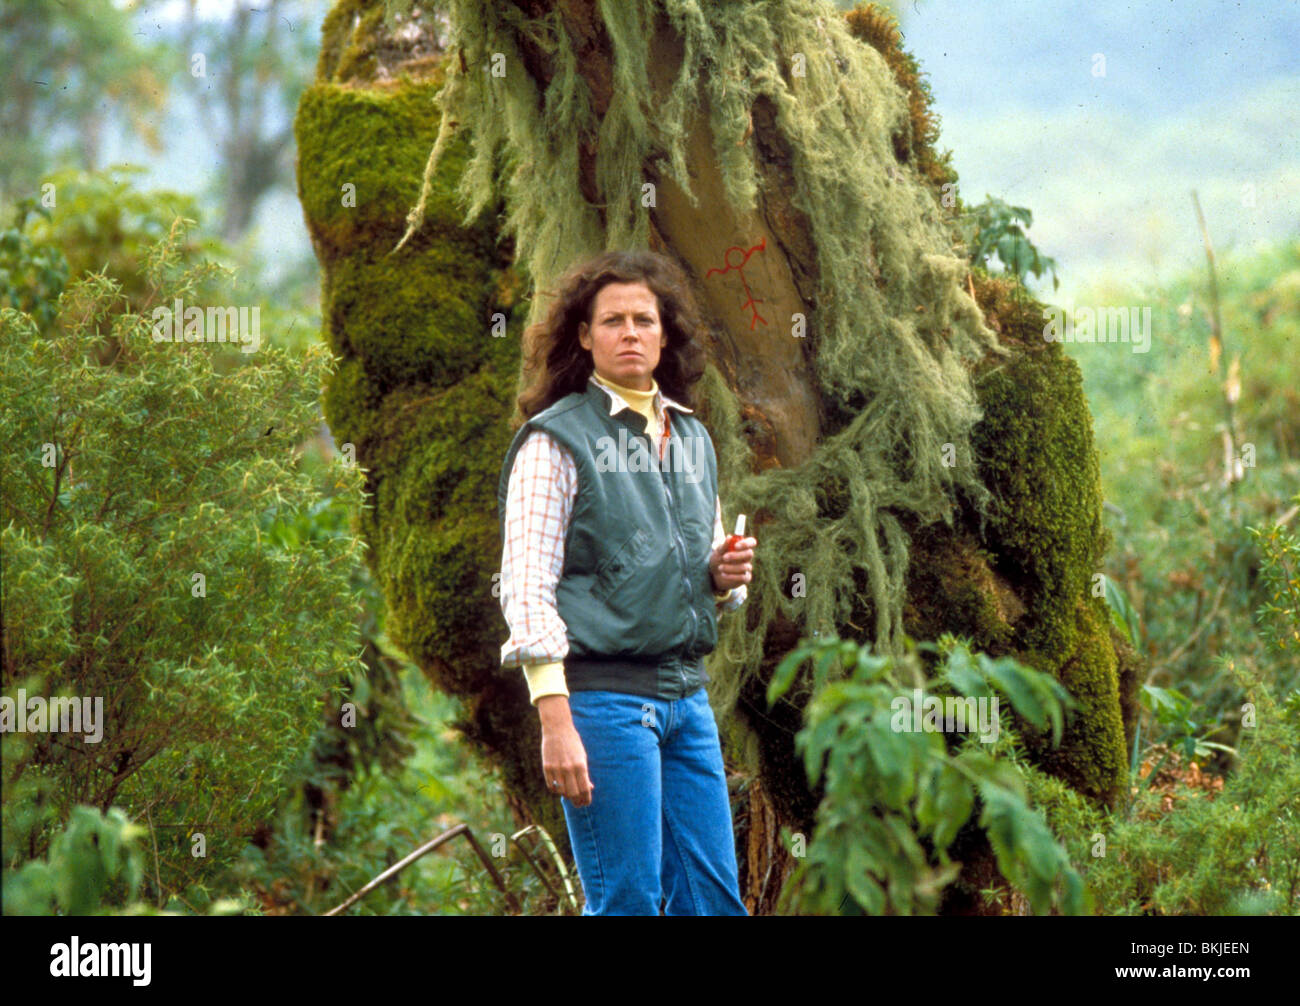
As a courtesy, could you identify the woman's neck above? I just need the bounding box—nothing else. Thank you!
[592,370,657,399]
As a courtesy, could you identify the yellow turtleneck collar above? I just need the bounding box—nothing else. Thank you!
[591,369,662,439]
[591,369,657,402]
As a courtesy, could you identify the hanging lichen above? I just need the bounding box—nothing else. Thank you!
[393,0,1005,718]
[300,1,1127,825]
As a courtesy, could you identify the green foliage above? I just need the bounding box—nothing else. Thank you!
[264,488,421,783]
[2,806,144,916]
[768,633,1087,915]
[11,166,222,316]
[1098,572,1142,649]
[1020,523,1300,916]
[236,667,558,916]
[1081,239,1300,742]
[0,214,367,904]
[1074,677,1300,915]
[2,804,251,916]
[1248,501,1300,655]
[3,166,319,361]
[1139,685,1235,763]
[0,202,70,328]
[960,195,1060,292]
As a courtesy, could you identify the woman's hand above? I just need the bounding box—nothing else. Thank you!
[536,696,595,807]
[709,535,756,593]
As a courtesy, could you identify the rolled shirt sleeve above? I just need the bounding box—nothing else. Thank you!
[500,430,576,704]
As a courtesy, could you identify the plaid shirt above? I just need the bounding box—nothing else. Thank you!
[500,376,746,693]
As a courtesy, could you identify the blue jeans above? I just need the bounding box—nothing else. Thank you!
[560,687,749,916]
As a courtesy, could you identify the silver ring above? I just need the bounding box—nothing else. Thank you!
[551,779,560,789]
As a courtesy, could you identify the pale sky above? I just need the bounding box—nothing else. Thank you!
[101,0,1299,303]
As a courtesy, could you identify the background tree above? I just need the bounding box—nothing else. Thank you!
[0,0,168,201]
[176,0,341,242]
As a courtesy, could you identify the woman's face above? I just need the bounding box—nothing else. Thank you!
[578,281,667,391]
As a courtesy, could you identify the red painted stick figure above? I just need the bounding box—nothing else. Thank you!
[706,236,768,329]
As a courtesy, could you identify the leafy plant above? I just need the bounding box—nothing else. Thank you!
[961,194,1060,292]
[1044,510,1300,915]
[1248,500,1300,655]
[1098,572,1142,648]
[2,806,144,915]
[1088,677,1300,915]
[768,633,1087,915]
[1139,685,1236,762]
[0,201,70,328]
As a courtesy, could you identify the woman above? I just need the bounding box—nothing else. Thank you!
[496,249,755,916]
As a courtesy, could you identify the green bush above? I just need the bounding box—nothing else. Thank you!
[768,633,1088,915]
[2,806,144,915]
[1020,517,1300,915]
[0,215,367,905]
[1249,500,1300,656]
[3,804,250,915]
[1058,676,1299,915]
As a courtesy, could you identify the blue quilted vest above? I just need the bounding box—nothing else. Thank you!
[497,376,720,699]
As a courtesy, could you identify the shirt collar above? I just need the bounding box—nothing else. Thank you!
[588,373,693,418]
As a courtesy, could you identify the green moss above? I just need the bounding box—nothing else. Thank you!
[1021,604,1127,804]
[843,3,958,197]
[316,0,362,81]
[295,75,480,262]
[295,57,520,683]
[327,244,495,394]
[333,3,387,83]
[970,270,1128,805]
[296,77,512,402]
[1110,624,1143,744]
[973,342,1099,654]
[365,366,518,681]
[321,355,378,448]
[902,528,1017,656]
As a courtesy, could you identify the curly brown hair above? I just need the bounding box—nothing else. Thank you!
[512,249,708,428]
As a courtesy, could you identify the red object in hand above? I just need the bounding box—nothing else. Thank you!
[723,514,747,553]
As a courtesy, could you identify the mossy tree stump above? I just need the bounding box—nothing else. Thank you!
[296,0,1135,914]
